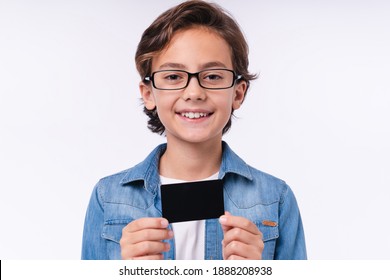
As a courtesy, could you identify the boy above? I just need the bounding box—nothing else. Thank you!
[82,0,306,260]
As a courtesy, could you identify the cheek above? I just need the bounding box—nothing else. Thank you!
[154,95,170,110]
[154,95,176,121]
[218,94,235,111]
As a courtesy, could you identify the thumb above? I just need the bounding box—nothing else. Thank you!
[219,211,232,234]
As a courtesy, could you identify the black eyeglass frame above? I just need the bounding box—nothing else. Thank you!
[143,69,243,90]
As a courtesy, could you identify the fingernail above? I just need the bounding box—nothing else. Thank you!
[161,219,169,227]
[219,216,227,224]
[168,230,174,238]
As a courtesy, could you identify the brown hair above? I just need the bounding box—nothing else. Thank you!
[135,0,257,135]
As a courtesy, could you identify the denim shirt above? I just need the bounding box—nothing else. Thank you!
[81,142,307,260]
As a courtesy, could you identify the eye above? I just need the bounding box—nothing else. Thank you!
[201,70,227,82]
[161,71,186,81]
[164,74,181,81]
[204,74,223,80]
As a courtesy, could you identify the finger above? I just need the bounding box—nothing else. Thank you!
[121,241,170,259]
[127,254,164,260]
[223,240,262,260]
[219,215,261,236]
[119,229,173,247]
[123,218,169,233]
[121,228,174,244]
[222,226,262,247]
[227,255,246,260]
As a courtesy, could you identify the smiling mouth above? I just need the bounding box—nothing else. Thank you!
[179,112,211,119]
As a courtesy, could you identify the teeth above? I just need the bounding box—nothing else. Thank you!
[181,112,209,119]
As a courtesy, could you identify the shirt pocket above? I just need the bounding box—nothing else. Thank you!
[101,219,132,260]
[254,220,279,260]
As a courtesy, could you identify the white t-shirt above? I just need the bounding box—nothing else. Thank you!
[160,172,219,260]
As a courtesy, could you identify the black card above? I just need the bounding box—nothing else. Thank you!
[161,179,224,223]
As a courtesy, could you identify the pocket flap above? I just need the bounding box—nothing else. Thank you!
[255,220,279,242]
[101,219,132,243]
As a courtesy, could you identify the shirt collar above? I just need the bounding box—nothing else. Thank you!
[120,144,166,194]
[219,141,253,180]
[119,141,253,192]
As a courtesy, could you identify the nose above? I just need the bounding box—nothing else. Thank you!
[182,75,206,101]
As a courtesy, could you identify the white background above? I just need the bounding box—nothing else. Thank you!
[0,0,389,259]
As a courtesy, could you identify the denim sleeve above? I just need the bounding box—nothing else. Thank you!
[274,184,307,259]
[81,182,107,259]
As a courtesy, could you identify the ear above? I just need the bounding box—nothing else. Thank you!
[232,80,247,110]
[139,82,156,110]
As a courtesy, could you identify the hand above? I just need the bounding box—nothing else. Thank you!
[120,217,174,260]
[219,212,264,260]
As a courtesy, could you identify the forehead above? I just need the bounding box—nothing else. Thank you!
[152,26,233,71]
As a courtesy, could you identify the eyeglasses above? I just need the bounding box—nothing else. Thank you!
[144,69,242,90]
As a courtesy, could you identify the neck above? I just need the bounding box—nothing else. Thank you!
[159,138,223,181]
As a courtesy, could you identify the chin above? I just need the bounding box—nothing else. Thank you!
[182,134,222,145]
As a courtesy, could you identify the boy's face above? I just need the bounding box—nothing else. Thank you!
[140,26,247,145]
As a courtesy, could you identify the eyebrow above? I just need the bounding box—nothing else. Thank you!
[158,61,228,70]
[158,63,187,70]
[202,61,228,69]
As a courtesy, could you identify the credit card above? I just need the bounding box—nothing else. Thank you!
[161,179,224,223]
